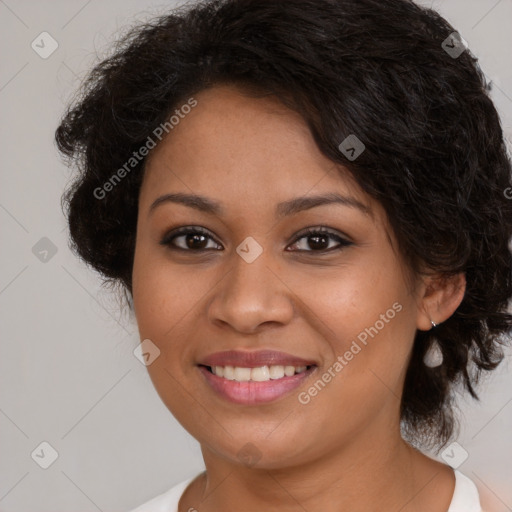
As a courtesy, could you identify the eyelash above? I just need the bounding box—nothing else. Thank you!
[159,226,353,254]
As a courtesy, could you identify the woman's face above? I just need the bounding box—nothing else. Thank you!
[132,84,427,468]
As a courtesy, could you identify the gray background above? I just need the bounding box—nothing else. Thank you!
[1,0,511,511]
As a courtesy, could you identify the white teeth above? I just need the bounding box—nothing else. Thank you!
[284,365,296,377]
[269,365,285,379]
[223,365,235,380]
[210,364,309,382]
[251,366,270,381]
[234,367,252,381]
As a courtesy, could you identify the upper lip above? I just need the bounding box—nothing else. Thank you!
[199,350,317,368]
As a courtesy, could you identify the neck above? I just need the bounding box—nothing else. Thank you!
[181,424,454,512]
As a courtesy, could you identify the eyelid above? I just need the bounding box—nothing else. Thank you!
[291,226,351,243]
[160,225,353,253]
[287,226,353,252]
[159,225,222,249]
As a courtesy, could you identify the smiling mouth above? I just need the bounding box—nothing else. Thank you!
[200,364,314,382]
[198,363,317,405]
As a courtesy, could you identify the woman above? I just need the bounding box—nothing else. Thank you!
[55,0,512,510]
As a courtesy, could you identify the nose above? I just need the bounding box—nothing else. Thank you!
[207,249,295,334]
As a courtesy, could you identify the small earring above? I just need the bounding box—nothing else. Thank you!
[424,338,443,368]
[431,320,437,328]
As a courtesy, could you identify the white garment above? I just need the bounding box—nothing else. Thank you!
[448,471,482,512]
[128,469,482,512]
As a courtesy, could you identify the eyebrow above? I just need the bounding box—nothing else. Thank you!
[148,192,372,218]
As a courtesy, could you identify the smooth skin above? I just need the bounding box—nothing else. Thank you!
[132,84,466,512]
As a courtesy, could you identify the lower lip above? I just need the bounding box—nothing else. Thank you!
[198,366,316,405]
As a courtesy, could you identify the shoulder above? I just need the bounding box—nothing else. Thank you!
[448,470,482,512]
[127,475,196,512]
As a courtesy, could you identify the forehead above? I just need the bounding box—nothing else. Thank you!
[142,84,370,209]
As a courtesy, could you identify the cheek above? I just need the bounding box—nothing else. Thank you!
[304,258,403,339]
[131,247,206,424]
[132,236,194,330]
[304,257,416,394]
[131,219,191,374]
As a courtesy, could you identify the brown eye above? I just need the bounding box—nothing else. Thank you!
[287,227,353,252]
[160,227,222,251]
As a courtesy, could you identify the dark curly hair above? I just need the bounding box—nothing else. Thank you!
[55,0,512,450]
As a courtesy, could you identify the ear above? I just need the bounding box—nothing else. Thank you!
[416,272,466,331]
